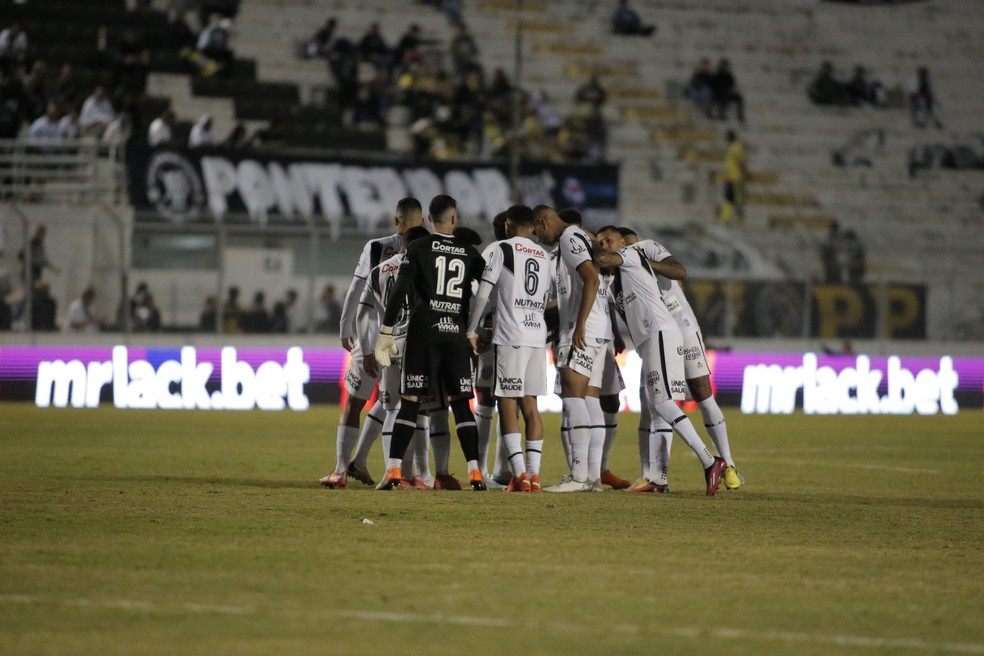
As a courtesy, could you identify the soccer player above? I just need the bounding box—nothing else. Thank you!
[593,226,728,496]
[533,205,612,492]
[620,227,742,492]
[356,226,435,488]
[321,197,424,488]
[473,211,511,488]
[467,204,554,492]
[374,194,488,491]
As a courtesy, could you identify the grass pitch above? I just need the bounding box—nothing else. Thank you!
[1,403,982,656]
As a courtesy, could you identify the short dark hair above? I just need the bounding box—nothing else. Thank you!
[404,226,430,245]
[558,208,582,225]
[506,204,534,227]
[429,194,456,223]
[616,226,637,238]
[595,225,620,236]
[532,204,554,220]
[492,211,508,241]
[396,197,422,218]
[453,226,482,247]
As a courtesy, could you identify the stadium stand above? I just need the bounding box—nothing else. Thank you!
[1,0,982,338]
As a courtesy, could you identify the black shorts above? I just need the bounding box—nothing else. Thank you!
[401,320,474,399]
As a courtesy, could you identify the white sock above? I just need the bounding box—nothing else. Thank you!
[429,409,451,476]
[492,417,510,478]
[585,396,605,482]
[381,410,397,470]
[525,439,543,476]
[560,407,572,469]
[466,458,479,473]
[601,411,618,472]
[351,401,387,469]
[334,425,359,472]
[638,405,651,478]
[653,399,714,469]
[474,404,494,472]
[649,416,672,485]
[699,397,733,466]
[413,415,431,480]
[563,397,590,482]
[502,432,525,476]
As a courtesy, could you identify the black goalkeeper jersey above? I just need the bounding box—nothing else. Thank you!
[382,232,485,339]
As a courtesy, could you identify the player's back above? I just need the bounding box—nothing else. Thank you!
[404,232,484,338]
[485,236,552,347]
[610,244,677,344]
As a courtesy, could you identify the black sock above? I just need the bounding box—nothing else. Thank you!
[450,398,479,463]
[388,399,421,462]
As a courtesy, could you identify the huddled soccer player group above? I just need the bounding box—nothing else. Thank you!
[319,195,743,495]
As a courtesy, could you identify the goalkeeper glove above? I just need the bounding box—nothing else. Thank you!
[374,325,398,367]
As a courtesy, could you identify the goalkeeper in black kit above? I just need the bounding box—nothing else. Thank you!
[373,194,488,491]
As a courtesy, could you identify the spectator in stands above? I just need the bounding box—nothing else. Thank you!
[808,60,848,106]
[270,289,298,333]
[148,109,175,147]
[709,58,745,123]
[22,61,50,120]
[843,229,866,284]
[315,284,342,333]
[28,103,63,149]
[50,64,81,108]
[188,114,215,147]
[31,280,58,332]
[102,111,132,145]
[19,225,59,285]
[819,221,843,283]
[224,123,248,148]
[453,68,487,155]
[910,66,942,129]
[305,17,338,59]
[248,120,285,149]
[393,24,424,71]
[846,65,885,108]
[685,57,715,117]
[80,86,118,138]
[133,293,162,332]
[222,286,241,333]
[718,129,748,224]
[449,24,480,77]
[359,22,390,71]
[574,74,607,116]
[241,290,270,333]
[58,107,81,141]
[109,28,150,95]
[612,0,656,36]
[0,23,28,63]
[199,295,217,331]
[196,14,234,72]
[66,286,101,333]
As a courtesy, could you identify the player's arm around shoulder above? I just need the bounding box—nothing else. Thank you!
[592,244,624,269]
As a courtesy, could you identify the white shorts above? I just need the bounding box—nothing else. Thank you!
[378,358,402,410]
[344,353,380,400]
[600,348,625,396]
[682,330,710,380]
[494,345,547,398]
[557,339,609,388]
[638,329,687,404]
[475,348,495,389]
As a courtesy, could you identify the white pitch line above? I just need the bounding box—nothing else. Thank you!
[337,608,984,654]
[0,594,254,616]
[3,595,981,654]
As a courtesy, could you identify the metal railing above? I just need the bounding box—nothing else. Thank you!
[0,139,123,203]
